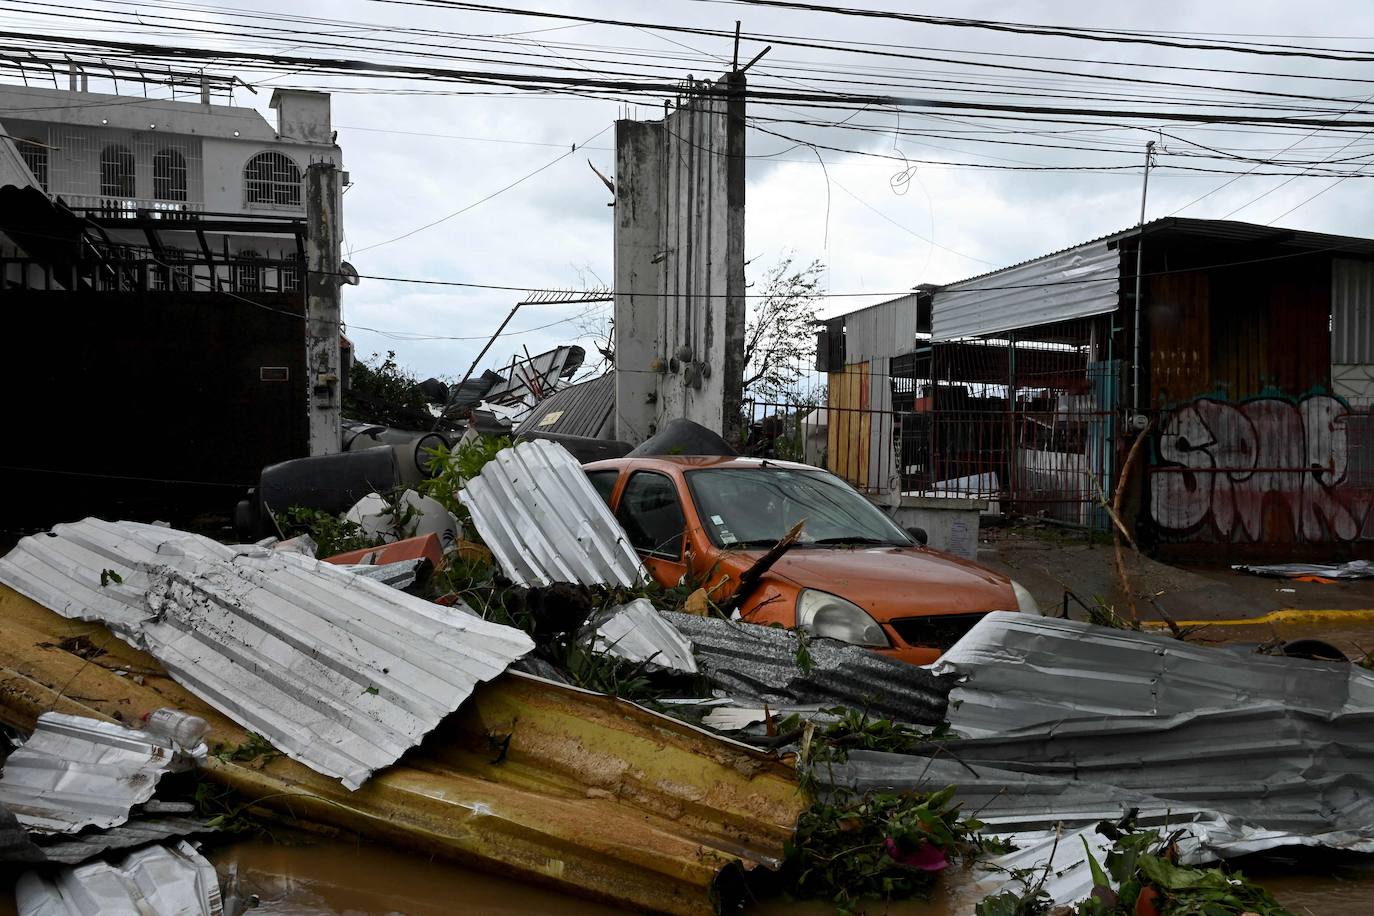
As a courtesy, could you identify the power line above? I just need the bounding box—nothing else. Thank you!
[349,123,610,254]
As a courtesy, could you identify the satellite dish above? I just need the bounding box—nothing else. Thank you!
[338,261,360,286]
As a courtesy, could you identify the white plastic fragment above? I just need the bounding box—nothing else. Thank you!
[344,489,461,550]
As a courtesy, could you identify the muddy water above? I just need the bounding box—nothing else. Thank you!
[205,838,1374,915]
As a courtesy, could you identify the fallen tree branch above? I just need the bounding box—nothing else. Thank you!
[718,520,806,616]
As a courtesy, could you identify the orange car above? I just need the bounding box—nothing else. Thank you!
[583,455,1036,666]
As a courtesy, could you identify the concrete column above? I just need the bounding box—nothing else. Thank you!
[613,119,664,444]
[305,161,341,456]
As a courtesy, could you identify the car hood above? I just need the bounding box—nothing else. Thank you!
[742,545,1015,621]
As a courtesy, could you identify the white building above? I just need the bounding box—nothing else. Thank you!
[0,68,348,458]
[0,70,343,288]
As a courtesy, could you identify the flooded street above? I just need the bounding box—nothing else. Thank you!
[199,837,1374,915]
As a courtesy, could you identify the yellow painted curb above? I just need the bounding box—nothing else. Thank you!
[1141,608,1374,629]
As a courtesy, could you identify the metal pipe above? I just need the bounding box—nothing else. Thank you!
[1132,140,1155,414]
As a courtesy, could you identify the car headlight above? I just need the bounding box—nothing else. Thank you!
[796,589,891,647]
[1011,579,1039,615]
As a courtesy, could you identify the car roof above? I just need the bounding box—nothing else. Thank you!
[582,455,820,474]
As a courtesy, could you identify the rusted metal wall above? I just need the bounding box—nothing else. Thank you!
[1144,254,1374,558]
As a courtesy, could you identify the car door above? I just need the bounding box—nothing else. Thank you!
[614,470,689,586]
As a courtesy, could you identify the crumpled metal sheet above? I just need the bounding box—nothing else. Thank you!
[15,840,222,916]
[1233,559,1374,579]
[663,611,950,725]
[0,519,534,790]
[587,599,698,674]
[459,439,647,588]
[0,712,200,835]
[837,613,1374,905]
[933,611,1374,737]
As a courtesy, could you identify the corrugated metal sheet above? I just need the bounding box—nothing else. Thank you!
[0,519,534,790]
[15,840,222,916]
[0,588,804,916]
[663,611,950,725]
[932,611,1374,736]
[840,295,920,363]
[931,240,1120,341]
[460,439,647,588]
[519,371,617,439]
[33,813,217,867]
[0,712,198,835]
[1333,258,1374,365]
[588,599,698,674]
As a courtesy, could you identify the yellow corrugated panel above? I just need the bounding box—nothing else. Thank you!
[0,585,802,916]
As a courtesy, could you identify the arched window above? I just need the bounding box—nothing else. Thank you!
[18,138,47,191]
[153,149,187,202]
[100,144,136,198]
[243,151,301,207]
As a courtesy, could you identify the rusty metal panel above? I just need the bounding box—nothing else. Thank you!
[0,585,801,916]
[0,519,534,790]
[1333,258,1374,366]
[932,241,1119,341]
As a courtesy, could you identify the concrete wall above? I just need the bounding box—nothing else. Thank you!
[613,73,746,444]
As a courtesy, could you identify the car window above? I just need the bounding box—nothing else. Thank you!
[585,470,619,507]
[616,471,685,559]
[685,467,912,549]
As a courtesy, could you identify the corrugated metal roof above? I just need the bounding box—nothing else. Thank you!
[840,294,921,362]
[0,712,198,835]
[460,439,647,588]
[0,519,535,790]
[519,371,617,440]
[15,840,222,916]
[932,611,1374,736]
[663,611,950,725]
[932,241,1120,341]
[588,599,698,674]
[1333,258,1374,365]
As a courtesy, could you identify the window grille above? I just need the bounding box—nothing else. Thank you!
[153,148,188,201]
[100,144,136,197]
[18,138,47,191]
[244,151,302,208]
[234,248,262,292]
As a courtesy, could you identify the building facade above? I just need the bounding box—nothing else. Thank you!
[0,69,347,526]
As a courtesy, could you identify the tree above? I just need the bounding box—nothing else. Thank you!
[743,254,824,403]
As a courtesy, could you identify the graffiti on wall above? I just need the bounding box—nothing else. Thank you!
[1151,394,1372,543]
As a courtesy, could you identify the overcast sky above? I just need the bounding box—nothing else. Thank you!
[10,0,1374,382]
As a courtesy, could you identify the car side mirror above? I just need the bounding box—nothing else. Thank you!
[905,526,928,546]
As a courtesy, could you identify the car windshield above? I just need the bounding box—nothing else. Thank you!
[685,467,913,549]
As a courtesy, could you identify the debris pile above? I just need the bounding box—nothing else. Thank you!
[0,437,1367,914]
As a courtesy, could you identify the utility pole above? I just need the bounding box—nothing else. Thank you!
[305,161,342,456]
[1131,140,1156,416]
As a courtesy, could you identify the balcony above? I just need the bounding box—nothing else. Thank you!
[60,195,206,220]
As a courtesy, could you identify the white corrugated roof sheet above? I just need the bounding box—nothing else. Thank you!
[0,713,199,836]
[931,240,1120,341]
[16,840,222,916]
[461,439,648,588]
[0,519,534,790]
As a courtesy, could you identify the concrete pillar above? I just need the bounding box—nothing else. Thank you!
[305,161,341,456]
[613,119,664,444]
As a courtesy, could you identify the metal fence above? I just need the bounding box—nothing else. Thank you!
[745,316,1119,528]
